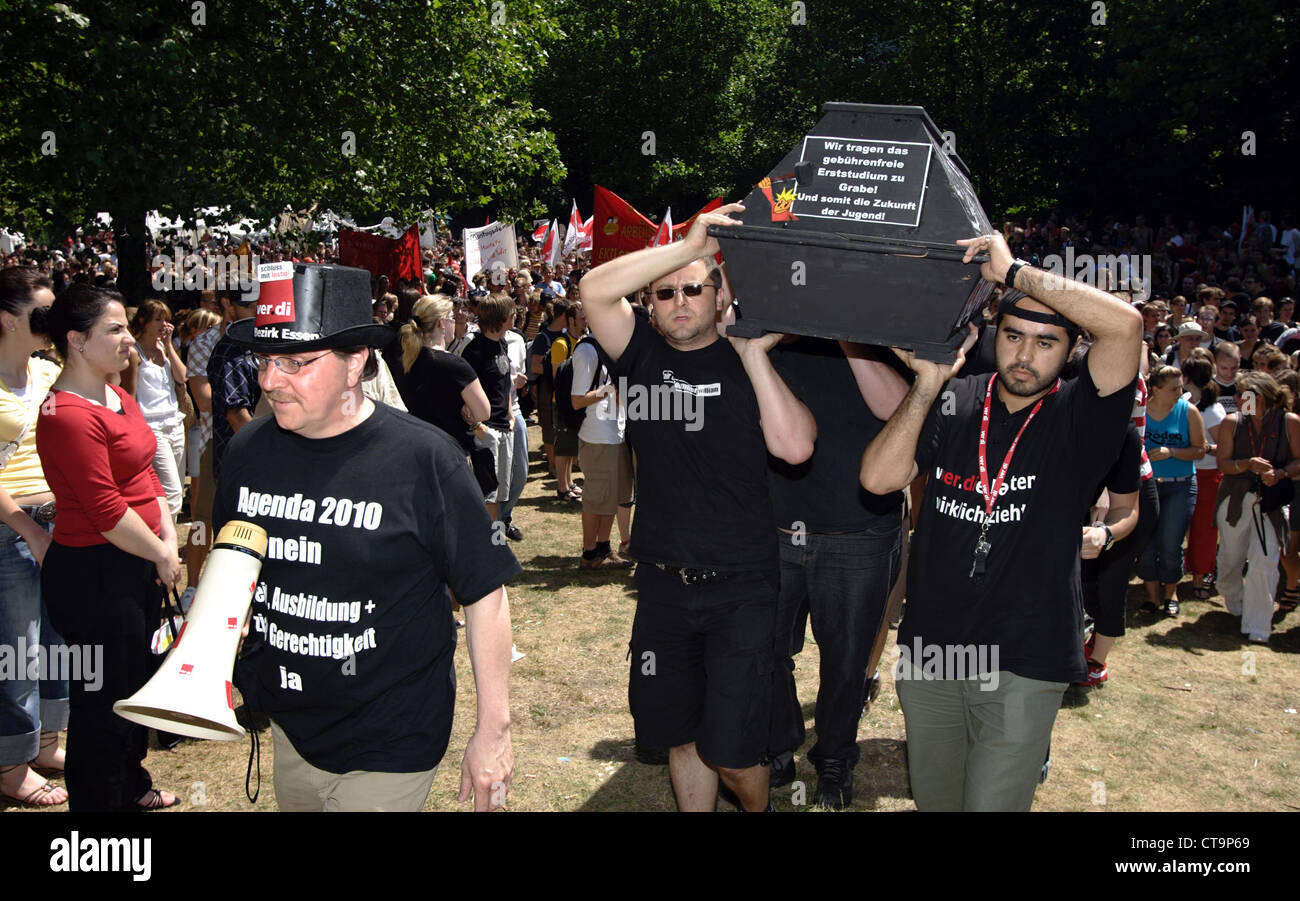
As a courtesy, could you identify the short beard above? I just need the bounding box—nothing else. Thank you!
[997,365,1057,398]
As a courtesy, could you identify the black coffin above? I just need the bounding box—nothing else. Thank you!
[713,103,995,361]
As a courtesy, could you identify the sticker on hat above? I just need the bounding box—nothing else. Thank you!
[255,261,296,325]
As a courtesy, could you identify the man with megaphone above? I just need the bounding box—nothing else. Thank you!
[212,261,521,811]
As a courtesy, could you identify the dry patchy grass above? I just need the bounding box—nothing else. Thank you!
[9,425,1298,812]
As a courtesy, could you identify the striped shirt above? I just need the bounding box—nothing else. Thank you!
[1133,375,1153,481]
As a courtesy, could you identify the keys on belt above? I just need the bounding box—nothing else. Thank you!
[20,501,56,524]
[653,563,733,585]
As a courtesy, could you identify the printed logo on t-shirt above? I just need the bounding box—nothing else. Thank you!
[611,369,715,433]
[1147,428,1188,448]
[931,464,1036,525]
[659,369,721,397]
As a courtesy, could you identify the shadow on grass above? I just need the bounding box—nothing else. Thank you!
[512,554,638,592]
[1265,619,1300,654]
[574,735,910,812]
[514,493,585,514]
[1145,610,1256,653]
[1061,683,1095,709]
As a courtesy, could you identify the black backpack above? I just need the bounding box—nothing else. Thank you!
[554,336,606,430]
[536,326,560,384]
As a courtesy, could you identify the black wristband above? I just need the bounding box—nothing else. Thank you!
[1004,259,1029,290]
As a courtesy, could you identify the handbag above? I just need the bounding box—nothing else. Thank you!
[150,587,187,655]
[1255,409,1294,513]
[470,446,499,494]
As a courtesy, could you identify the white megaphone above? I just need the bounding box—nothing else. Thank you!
[114,520,268,740]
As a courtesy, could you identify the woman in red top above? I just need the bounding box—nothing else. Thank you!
[37,284,181,812]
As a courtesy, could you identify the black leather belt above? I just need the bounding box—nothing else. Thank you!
[653,563,735,585]
[20,501,56,524]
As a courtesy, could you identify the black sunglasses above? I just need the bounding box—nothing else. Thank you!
[653,282,714,302]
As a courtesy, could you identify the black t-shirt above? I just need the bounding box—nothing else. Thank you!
[212,403,522,773]
[460,333,513,427]
[607,316,778,572]
[379,326,404,395]
[768,337,902,531]
[1215,377,1238,414]
[1087,422,1143,519]
[905,360,1135,683]
[400,347,478,452]
[1261,321,1287,344]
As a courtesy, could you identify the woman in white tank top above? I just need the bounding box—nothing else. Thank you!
[122,300,187,520]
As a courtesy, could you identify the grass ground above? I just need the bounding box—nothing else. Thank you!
[8,422,1299,812]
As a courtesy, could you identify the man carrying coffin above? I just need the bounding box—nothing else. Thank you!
[860,233,1142,811]
[580,202,817,812]
[214,263,519,811]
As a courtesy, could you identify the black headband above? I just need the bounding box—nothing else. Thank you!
[999,292,1079,336]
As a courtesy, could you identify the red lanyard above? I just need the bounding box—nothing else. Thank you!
[978,375,1060,519]
[1245,410,1273,458]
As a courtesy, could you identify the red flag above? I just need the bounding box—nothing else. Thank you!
[532,222,549,243]
[578,216,593,251]
[591,186,725,266]
[672,198,723,238]
[541,220,562,267]
[338,225,423,285]
[592,186,655,265]
[562,200,584,255]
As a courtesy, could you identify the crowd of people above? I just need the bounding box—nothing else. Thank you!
[1,205,1297,812]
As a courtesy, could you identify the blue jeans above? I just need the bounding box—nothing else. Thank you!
[1136,477,1197,585]
[0,520,69,765]
[498,410,529,523]
[771,523,902,767]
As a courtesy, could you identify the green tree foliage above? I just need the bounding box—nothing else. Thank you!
[0,0,565,300]
[538,0,1296,221]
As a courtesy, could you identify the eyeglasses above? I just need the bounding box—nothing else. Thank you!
[653,282,715,302]
[251,351,331,375]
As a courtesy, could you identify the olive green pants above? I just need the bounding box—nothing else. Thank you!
[896,667,1066,811]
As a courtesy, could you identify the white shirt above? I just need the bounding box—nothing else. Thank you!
[1195,401,1226,471]
[1282,228,1300,267]
[573,340,623,444]
[504,330,528,417]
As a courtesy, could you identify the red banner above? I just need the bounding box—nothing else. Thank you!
[338,225,423,286]
[591,186,723,266]
[672,197,723,238]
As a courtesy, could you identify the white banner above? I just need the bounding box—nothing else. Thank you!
[463,221,519,282]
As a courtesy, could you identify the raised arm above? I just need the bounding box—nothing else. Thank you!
[840,340,910,421]
[579,202,745,362]
[728,332,816,464]
[860,324,977,495]
[960,233,1143,396]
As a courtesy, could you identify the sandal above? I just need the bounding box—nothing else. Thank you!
[1165,598,1180,616]
[0,764,68,808]
[136,788,180,810]
[1139,601,1161,614]
[1278,587,1300,612]
[29,731,64,777]
[1193,585,1212,601]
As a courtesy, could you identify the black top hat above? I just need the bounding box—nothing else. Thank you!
[227,262,394,353]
